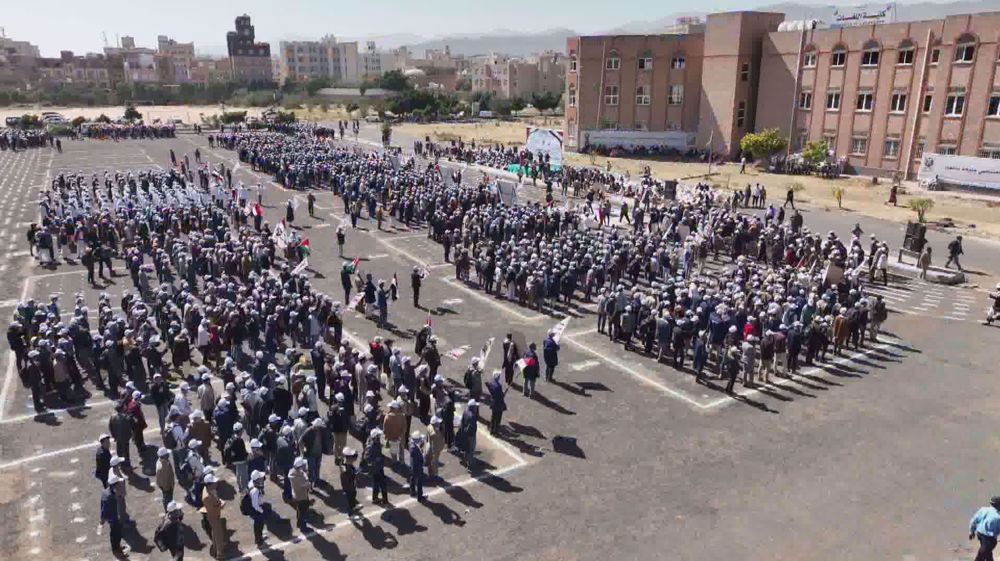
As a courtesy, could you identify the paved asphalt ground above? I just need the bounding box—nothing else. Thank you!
[0,134,997,561]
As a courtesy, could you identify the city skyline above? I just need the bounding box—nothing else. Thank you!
[2,0,976,57]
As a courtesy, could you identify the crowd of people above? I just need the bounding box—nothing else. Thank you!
[6,122,906,559]
[10,151,492,559]
[0,128,54,151]
[79,122,177,140]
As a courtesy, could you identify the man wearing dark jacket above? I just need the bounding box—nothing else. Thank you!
[95,433,113,487]
[542,332,560,382]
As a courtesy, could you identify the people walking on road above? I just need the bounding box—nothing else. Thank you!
[946,235,964,271]
[969,496,1000,561]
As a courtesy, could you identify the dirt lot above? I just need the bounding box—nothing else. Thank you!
[0,104,266,125]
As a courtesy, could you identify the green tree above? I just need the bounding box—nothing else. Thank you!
[510,96,527,113]
[530,91,561,112]
[123,105,142,122]
[19,114,42,129]
[273,111,296,125]
[378,70,411,92]
[488,97,513,116]
[96,113,112,123]
[219,111,247,124]
[908,198,935,223]
[359,80,372,97]
[801,139,829,167]
[456,77,472,92]
[71,116,86,128]
[739,128,787,164]
[305,76,331,96]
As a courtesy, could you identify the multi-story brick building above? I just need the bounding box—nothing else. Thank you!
[568,10,1000,177]
[566,12,782,154]
[227,14,272,85]
[757,12,1000,176]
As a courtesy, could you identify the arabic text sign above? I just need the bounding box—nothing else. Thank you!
[917,153,1000,191]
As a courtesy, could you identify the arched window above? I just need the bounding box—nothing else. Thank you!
[606,50,620,70]
[955,33,977,63]
[861,40,881,66]
[897,39,916,65]
[831,45,847,67]
[638,50,653,70]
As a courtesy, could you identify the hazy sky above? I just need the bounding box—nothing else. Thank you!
[3,0,960,56]
[1,0,786,56]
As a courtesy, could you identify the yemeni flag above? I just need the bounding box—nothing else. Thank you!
[426,310,432,327]
[253,202,263,217]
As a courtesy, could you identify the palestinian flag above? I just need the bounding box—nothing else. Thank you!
[300,239,311,255]
[351,256,360,271]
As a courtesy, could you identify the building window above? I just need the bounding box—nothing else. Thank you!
[955,42,976,63]
[799,91,812,109]
[923,94,933,113]
[569,57,577,72]
[635,85,650,105]
[850,137,868,155]
[668,84,684,105]
[930,48,941,64]
[803,51,817,68]
[897,47,915,65]
[826,91,841,110]
[861,49,880,66]
[671,56,685,69]
[568,85,577,106]
[638,55,653,70]
[856,91,874,112]
[740,63,750,81]
[823,133,837,149]
[978,146,1000,159]
[736,101,746,128]
[939,144,957,155]
[945,92,965,116]
[606,53,620,70]
[890,93,907,113]
[604,85,619,105]
[914,139,925,158]
[988,94,1000,117]
[884,139,900,158]
[796,131,808,149]
[831,49,847,67]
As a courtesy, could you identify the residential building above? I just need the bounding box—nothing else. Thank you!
[189,56,232,85]
[0,36,40,88]
[756,11,1000,177]
[103,36,158,86]
[568,9,1000,177]
[36,51,111,88]
[157,35,194,83]
[227,14,272,84]
[471,52,568,100]
[276,36,374,85]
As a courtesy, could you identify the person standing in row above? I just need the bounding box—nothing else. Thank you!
[100,474,128,558]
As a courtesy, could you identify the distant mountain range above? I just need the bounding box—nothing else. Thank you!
[198,0,1000,59]
[399,0,1000,57]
